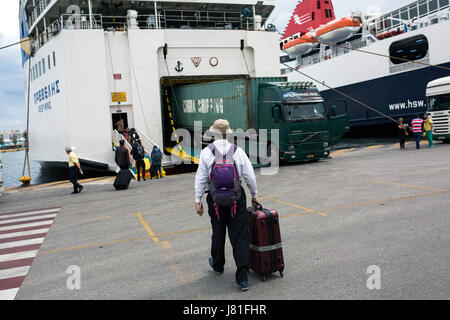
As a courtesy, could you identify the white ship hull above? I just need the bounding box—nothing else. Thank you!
[24,29,281,170]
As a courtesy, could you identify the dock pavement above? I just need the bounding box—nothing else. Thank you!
[0,139,449,300]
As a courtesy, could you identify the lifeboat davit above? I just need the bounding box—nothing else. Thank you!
[315,17,361,43]
[282,33,318,56]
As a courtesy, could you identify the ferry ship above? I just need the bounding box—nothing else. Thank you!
[280,0,450,128]
[19,0,280,172]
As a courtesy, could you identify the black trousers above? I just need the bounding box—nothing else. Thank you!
[399,135,406,148]
[69,166,81,192]
[207,188,249,284]
[135,159,146,180]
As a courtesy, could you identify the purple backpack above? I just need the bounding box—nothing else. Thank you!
[208,144,242,220]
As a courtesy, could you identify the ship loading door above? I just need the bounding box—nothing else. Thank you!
[112,112,128,134]
[327,100,350,145]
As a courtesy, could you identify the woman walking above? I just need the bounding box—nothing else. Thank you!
[398,118,408,150]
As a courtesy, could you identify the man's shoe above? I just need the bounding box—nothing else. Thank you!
[239,281,249,291]
[71,191,79,194]
[209,257,224,275]
[78,185,84,193]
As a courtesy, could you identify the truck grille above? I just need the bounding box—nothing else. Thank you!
[288,131,329,144]
[432,114,450,134]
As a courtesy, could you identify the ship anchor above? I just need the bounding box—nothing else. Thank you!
[175,61,184,72]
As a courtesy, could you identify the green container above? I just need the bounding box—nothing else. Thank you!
[173,77,286,131]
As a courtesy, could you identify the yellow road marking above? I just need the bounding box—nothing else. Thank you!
[134,212,202,299]
[321,190,449,213]
[330,148,356,157]
[38,235,152,255]
[135,212,159,243]
[262,196,328,216]
[368,180,448,192]
[363,145,384,151]
[37,188,448,256]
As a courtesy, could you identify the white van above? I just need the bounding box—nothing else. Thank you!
[426,76,450,142]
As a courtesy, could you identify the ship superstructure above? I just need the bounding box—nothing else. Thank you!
[281,0,450,127]
[19,0,280,171]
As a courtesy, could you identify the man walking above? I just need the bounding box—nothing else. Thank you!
[423,114,434,148]
[65,146,83,194]
[131,139,146,181]
[411,115,424,149]
[115,140,130,170]
[195,119,258,292]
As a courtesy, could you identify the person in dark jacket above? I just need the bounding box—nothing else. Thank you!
[131,139,146,181]
[151,146,163,179]
[115,140,130,171]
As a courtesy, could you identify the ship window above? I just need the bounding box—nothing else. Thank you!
[409,5,418,18]
[38,61,42,76]
[392,12,400,26]
[439,0,449,8]
[53,52,56,67]
[48,55,51,70]
[328,9,333,18]
[389,35,429,65]
[418,0,428,16]
[42,59,46,74]
[312,12,316,20]
[324,10,328,18]
[317,1,321,10]
[401,9,409,20]
[429,0,438,11]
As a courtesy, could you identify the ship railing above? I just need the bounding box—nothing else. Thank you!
[28,0,53,30]
[374,0,450,35]
[134,128,160,155]
[59,14,103,30]
[46,10,269,33]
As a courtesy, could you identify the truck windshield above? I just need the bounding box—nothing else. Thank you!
[427,94,450,111]
[283,103,326,121]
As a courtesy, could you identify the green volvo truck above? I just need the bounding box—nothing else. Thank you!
[171,77,349,162]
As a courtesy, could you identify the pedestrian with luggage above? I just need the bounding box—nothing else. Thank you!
[151,145,163,179]
[398,118,409,149]
[194,119,259,292]
[411,115,424,149]
[131,139,146,181]
[423,114,434,148]
[115,140,130,170]
[65,146,83,194]
[114,140,133,190]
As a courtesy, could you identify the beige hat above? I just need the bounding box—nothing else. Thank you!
[209,119,232,135]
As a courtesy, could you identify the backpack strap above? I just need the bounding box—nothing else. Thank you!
[208,144,237,163]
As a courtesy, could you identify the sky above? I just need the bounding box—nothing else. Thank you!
[0,0,412,131]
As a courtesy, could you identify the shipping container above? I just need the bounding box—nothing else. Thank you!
[173,77,286,131]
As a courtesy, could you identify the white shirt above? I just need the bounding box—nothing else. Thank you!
[195,139,258,203]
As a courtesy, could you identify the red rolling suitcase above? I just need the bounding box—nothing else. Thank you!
[248,204,284,281]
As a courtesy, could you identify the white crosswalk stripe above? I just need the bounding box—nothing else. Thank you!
[0,207,60,300]
[0,228,50,240]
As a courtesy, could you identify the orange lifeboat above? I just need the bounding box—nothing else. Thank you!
[282,33,318,56]
[315,17,361,43]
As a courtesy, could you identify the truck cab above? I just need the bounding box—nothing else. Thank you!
[426,76,450,142]
[258,82,349,161]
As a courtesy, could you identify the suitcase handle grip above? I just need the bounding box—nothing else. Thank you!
[252,200,262,210]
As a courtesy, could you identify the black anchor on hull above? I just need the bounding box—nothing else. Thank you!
[175,61,184,72]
